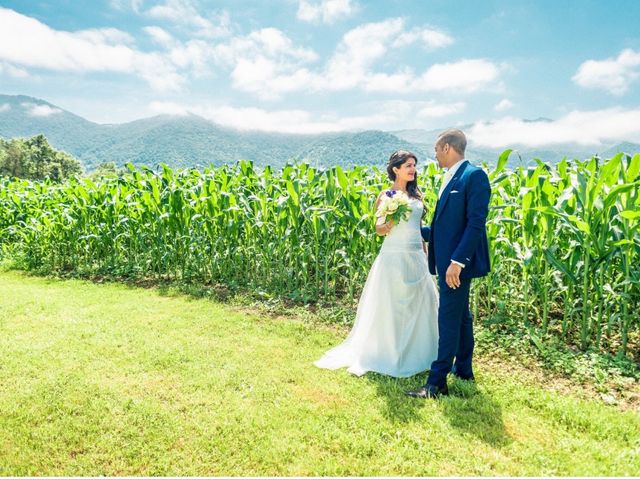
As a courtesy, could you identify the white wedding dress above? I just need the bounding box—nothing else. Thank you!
[314,197,439,377]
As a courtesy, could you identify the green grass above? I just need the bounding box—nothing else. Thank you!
[0,271,638,476]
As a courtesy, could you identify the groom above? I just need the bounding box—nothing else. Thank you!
[407,128,491,399]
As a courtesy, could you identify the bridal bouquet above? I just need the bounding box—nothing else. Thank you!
[376,190,412,225]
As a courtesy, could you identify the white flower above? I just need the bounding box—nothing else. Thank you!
[386,202,399,214]
[375,190,410,219]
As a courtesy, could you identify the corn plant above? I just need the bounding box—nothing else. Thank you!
[0,153,638,358]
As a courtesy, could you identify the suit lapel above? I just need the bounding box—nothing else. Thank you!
[436,161,469,222]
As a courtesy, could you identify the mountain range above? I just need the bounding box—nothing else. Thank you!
[1,94,638,171]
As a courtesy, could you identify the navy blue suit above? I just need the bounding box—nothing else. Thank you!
[421,160,491,387]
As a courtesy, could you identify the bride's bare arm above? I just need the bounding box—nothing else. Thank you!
[374,192,394,236]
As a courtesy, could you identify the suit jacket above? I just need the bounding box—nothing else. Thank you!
[421,161,491,279]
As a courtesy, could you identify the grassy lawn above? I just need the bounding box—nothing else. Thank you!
[0,270,638,476]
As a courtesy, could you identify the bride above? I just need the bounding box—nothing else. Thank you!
[314,150,439,377]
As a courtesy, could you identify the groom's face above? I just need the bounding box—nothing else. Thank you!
[434,140,448,168]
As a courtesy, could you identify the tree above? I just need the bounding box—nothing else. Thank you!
[0,138,32,178]
[0,134,83,181]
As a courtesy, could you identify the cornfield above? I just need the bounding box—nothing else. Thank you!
[0,152,638,358]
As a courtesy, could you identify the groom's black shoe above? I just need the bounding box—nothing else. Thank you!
[406,383,448,399]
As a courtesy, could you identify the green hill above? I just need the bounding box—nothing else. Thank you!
[0,95,429,170]
[3,95,637,171]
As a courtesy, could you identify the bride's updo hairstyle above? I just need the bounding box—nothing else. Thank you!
[387,150,422,200]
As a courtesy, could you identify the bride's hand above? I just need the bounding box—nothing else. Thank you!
[376,219,394,236]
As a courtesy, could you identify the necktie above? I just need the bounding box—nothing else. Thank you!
[438,170,453,199]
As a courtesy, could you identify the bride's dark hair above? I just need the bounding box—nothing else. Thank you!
[386,150,422,200]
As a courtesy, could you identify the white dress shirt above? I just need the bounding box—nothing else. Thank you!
[438,159,468,268]
[438,159,467,199]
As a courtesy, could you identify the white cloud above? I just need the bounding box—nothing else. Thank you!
[149,101,342,133]
[469,107,640,148]
[146,102,640,142]
[143,26,175,48]
[212,27,319,99]
[147,0,231,38]
[223,106,398,133]
[0,61,29,78]
[361,70,413,92]
[417,101,466,118]
[149,101,189,116]
[324,18,404,90]
[203,106,336,133]
[75,27,134,44]
[214,27,318,66]
[167,39,211,75]
[297,0,356,24]
[323,57,500,96]
[332,22,494,94]
[147,99,463,134]
[393,27,454,50]
[22,103,63,117]
[4,4,501,106]
[573,49,640,96]
[216,18,498,98]
[420,28,454,49]
[494,98,513,112]
[230,61,315,100]
[415,59,500,93]
[0,103,10,112]
[136,53,186,91]
[0,7,185,92]
[110,0,144,13]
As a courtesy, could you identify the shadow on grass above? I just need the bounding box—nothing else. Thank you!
[365,372,512,447]
[441,378,512,448]
[363,370,431,424]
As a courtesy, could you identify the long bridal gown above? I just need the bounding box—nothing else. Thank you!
[314,196,439,377]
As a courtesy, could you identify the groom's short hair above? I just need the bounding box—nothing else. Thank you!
[436,128,467,155]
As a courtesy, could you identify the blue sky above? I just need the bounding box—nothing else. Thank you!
[1,0,640,147]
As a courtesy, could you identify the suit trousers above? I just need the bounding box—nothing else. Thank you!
[427,276,474,387]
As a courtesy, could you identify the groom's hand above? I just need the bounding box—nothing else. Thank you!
[446,262,462,289]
